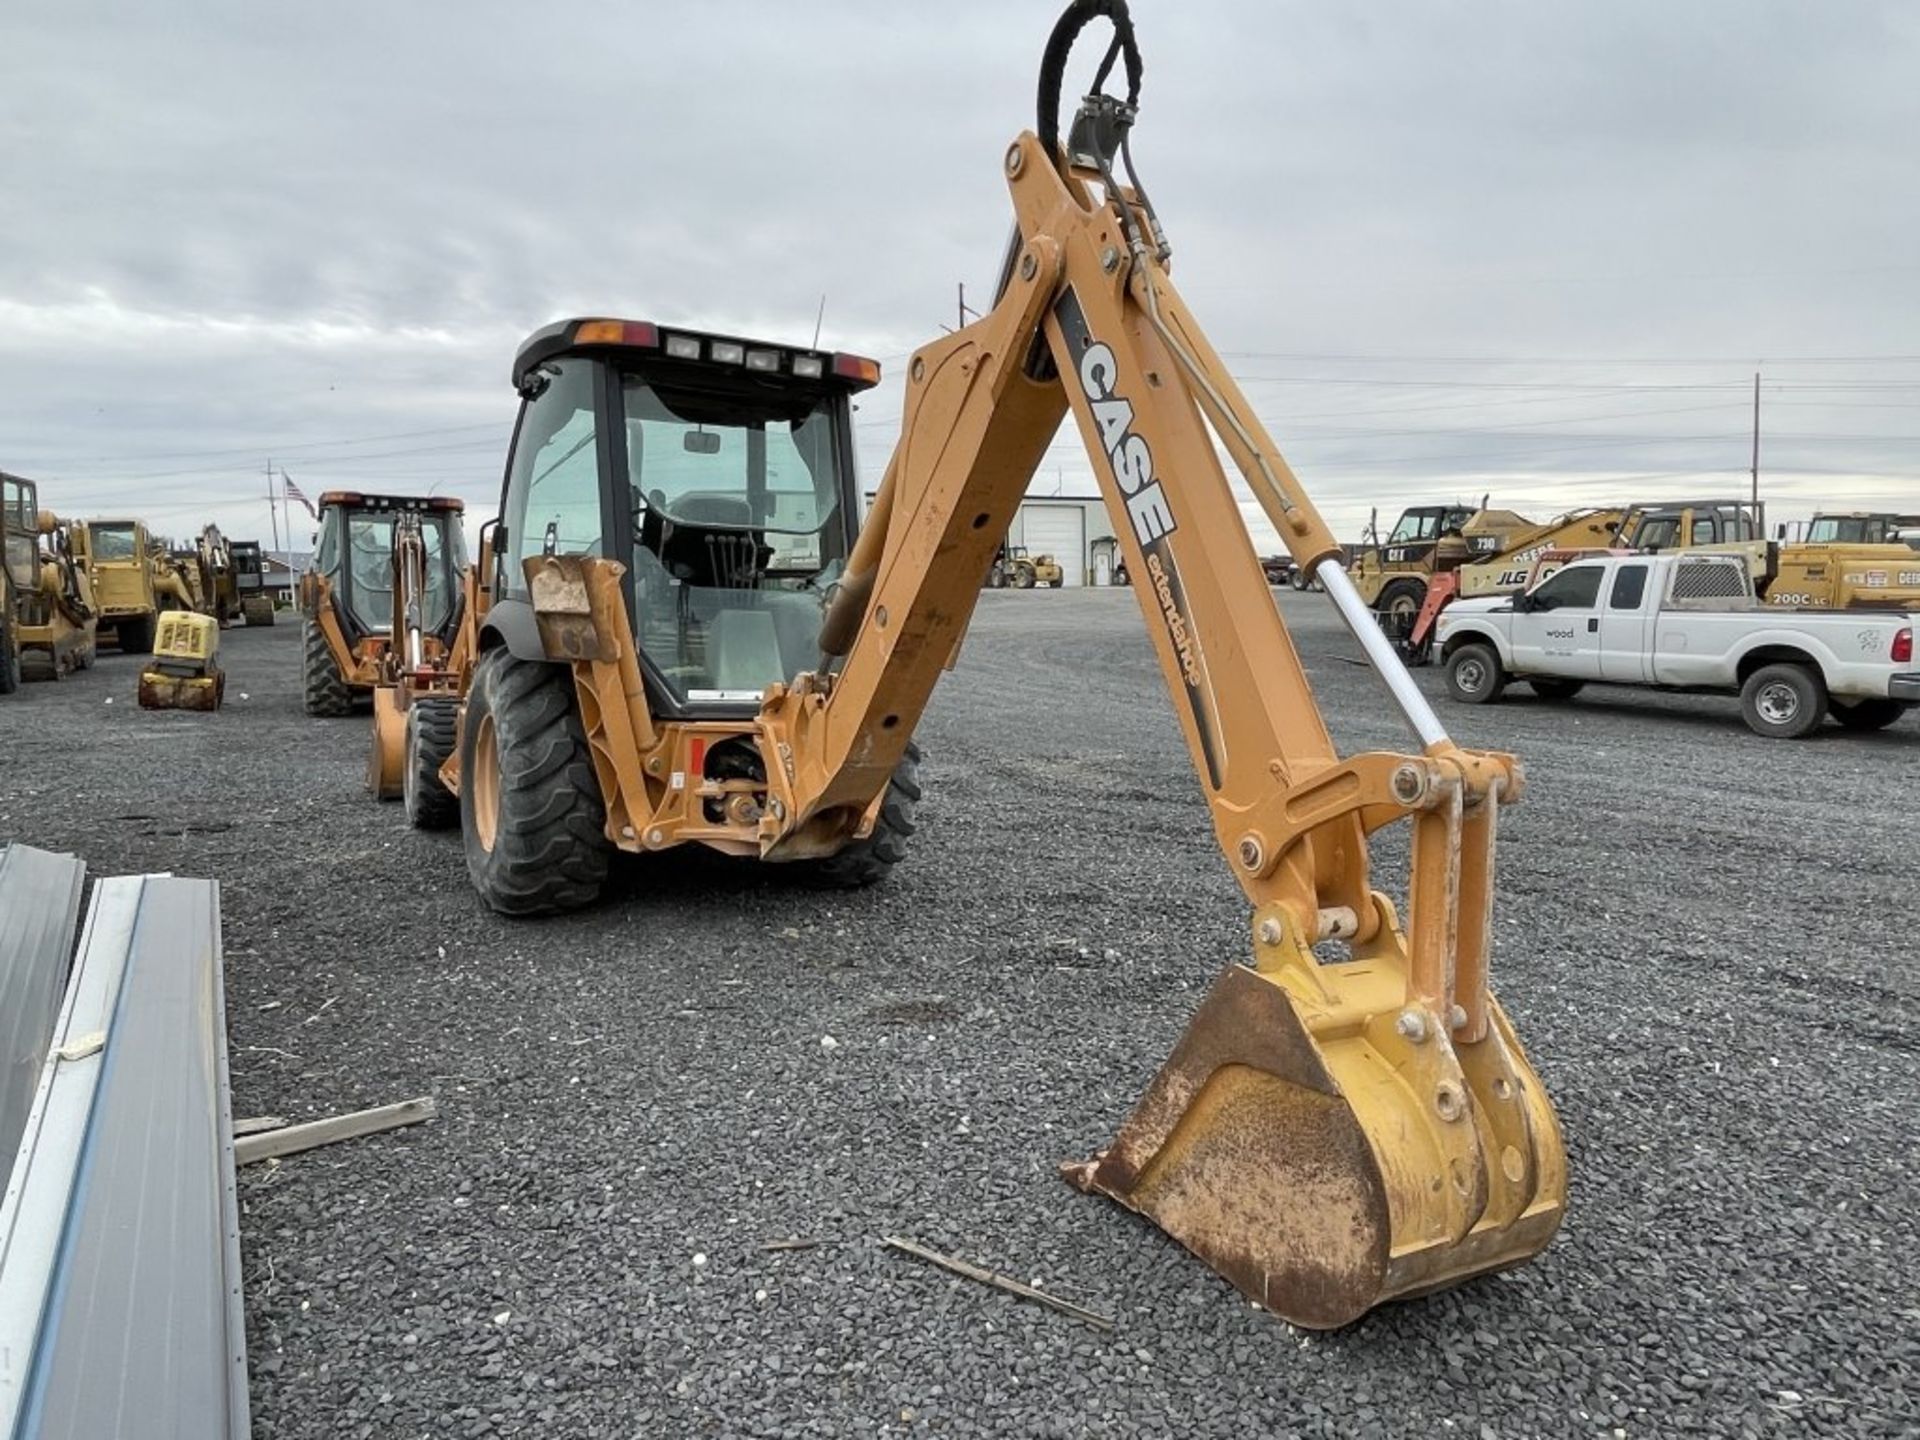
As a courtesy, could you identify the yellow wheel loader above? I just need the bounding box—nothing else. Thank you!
[78,518,163,654]
[298,492,468,717]
[367,509,473,810]
[432,0,1565,1328]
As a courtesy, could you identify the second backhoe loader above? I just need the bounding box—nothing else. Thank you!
[300,492,468,716]
[367,509,471,814]
[438,0,1565,1327]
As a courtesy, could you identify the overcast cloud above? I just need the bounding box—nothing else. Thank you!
[3,0,1916,552]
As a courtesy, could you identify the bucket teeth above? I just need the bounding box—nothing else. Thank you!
[1067,964,1565,1329]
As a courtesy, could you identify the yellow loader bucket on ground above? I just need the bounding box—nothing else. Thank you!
[368,685,406,798]
[1067,915,1566,1330]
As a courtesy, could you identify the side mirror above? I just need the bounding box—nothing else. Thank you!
[1513,591,1537,614]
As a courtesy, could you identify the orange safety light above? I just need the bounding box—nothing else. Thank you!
[573,319,660,348]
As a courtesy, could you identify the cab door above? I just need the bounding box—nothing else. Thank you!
[1508,562,1605,678]
[1596,561,1654,682]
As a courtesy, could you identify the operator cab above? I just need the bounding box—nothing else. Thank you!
[1615,500,1763,552]
[1805,512,1920,548]
[1,474,38,597]
[312,492,467,642]
[495,316,877,716]
[1385,505,1475,547]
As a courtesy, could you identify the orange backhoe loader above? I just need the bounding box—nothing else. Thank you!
[299,492,467,716]
[367,509,472,819]
[429,0,1565,1327]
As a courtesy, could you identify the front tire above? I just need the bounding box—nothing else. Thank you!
[1376,579,1425,641]
[808,742,922,888]
[404,697,462,829]
[0,616,19,695]
[1829,696,1909,732]
[460,650,610,914]
[1011,563,1036,590]
[302,620,354,716]
[1445,642,1507,705]
[1739,663,1827,739]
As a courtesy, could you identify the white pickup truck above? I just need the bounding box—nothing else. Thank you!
[1434,551,1919,737]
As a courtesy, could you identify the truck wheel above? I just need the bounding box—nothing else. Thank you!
[1376,579,1425,640]
[0,617,19,696]
[1530,678,1586,700]
[807,742,921,888]
[1829,697,1910,732]
[1739,663,1827,739]
[1445,642,1506,705]
[404,697,462,829]
[460,649,610,914]
[1289,569,1310,592]
[119,612,158,655]
[302,621,355,717]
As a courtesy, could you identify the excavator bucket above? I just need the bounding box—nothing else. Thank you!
[1067,909,1566,1329]
[368,685,406,798]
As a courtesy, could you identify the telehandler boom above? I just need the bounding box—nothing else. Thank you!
[444,0,1565,1326]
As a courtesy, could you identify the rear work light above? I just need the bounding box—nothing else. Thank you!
[1895,627,1913,664]
[573,319,659,348]
[664,334,701,360]
[832,353,882,387]
[791,355,825,379]
[744,349,779,372]
[709,341,746,365]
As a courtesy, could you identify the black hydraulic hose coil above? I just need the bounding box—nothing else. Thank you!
[1036,0,1143,168]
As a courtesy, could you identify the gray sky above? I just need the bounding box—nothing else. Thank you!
[4,0,1917,554]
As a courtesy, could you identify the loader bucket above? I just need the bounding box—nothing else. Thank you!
[368,686,406,799]
[1066,962,1565,1329]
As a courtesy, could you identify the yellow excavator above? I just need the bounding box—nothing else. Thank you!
[429,0,1564,1327]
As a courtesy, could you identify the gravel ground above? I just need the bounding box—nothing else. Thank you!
[1,593,1915,1439]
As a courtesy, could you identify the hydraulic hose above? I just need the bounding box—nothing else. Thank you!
[1035,0,1142,171]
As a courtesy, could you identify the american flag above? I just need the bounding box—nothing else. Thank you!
[282,473,318,520]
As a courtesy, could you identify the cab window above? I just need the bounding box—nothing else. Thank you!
[1609,564,1648,610]
[503,360,602,595]
[1388,510,1439,544]
[1528,564,1603,610]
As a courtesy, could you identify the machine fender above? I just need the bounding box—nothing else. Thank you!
[477,595,550,662]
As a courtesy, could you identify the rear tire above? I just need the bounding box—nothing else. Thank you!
[807,742,922,888]
[1445,642,1506,705]
[460,649,610,914]
[1739,663,1827,739]
[1829,696,1909,732]
[1289,569,1309,592]
[243,595,276,627]
[302,620,355,716]
[404,697,462,829]
[1530,678,1586,700]
[1011,563,1036,590]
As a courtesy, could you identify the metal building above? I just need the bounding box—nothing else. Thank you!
[862,490,1118,586]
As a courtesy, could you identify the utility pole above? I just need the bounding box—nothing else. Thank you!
[265,460,281,554]
[1750,372,1760,514]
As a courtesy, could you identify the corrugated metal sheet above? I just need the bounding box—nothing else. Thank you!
[0,845,85,1181]
[0,875,249,1440]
